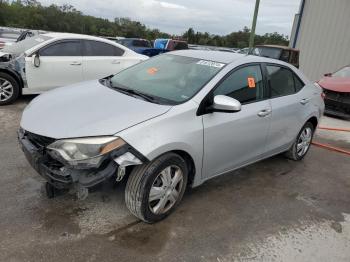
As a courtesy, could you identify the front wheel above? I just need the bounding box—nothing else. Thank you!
[285,122,314,161]
[125,153,188,223]
[0,72,20,105]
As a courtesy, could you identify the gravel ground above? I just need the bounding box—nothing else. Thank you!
[0,97,349,262]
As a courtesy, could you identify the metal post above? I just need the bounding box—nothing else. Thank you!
[248,0,260,54]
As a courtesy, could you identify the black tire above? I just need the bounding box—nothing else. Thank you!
[285,122,315,161]
[125,153,188,223]
[0,72,20,105]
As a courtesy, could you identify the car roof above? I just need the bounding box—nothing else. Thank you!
[42,32,113,42]
[256,44,299,52]
[170,50,301,68]
[170,50,248,63]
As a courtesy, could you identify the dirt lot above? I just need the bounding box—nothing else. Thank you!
[1,97,350,262]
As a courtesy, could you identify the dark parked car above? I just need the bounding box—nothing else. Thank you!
[154,39,188,51]
[318,65,350,119]
[117,38,164,57]
[254,45,300,68]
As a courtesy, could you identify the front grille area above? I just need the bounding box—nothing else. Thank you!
[22,130,64,169]
[324,89,350,115]
[25,131,56,149]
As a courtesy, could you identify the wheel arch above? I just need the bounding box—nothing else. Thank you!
[306,116,318,130]
[171,150,196,187]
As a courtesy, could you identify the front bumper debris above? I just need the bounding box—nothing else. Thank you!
[323,89,350,119]
[17,129,144,196]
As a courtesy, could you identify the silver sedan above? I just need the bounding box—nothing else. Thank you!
[19,50,325,223]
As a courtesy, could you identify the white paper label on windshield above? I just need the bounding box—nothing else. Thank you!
[196,60,225,68]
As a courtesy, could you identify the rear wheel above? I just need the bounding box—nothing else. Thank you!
[285,122,314,161]
[125,153,188,223]
[0,72,20,105]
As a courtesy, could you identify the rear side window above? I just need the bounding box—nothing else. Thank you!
[40,41,81,56]
[83,40,124,56]
[214,65,264,104]
[267,66,296,98]
[294,74,304,92]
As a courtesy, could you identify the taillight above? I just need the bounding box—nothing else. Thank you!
[0,41,4,49]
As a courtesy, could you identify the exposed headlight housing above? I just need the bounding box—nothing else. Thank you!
[47,137,126,167]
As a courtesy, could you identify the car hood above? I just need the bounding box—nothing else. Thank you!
[318,77,350,93]
[20,80,172,139]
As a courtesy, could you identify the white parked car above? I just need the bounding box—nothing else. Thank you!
[0,33,148,105]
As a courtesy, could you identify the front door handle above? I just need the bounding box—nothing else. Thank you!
[300,98,310,105]
[111,60,121,64]
[257,109,271,117]
[70,61,81,65]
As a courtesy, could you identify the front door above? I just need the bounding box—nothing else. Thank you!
[25,40,83,92]
[202,64,271,179]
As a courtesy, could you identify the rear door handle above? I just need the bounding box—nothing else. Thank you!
[300,98,310,105]
[70,61,81,65]
[111,60,121,64]
[257,109,271,117]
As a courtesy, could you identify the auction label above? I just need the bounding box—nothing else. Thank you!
[196,60,225,68]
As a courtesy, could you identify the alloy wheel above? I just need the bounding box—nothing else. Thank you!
[149,165,184,215]
[0,78,14,102]
[296,127,312,157]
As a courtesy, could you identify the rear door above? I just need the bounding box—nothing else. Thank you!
[81,40,127,80]
[264,64,307,154]
[202,64,271,179]
[25,40,83,92]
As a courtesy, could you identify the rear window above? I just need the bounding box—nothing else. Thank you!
[257,47,282,59]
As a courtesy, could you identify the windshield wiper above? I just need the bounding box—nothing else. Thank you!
[111,84,157,103]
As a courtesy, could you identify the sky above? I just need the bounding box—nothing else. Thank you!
[39,0,301,37]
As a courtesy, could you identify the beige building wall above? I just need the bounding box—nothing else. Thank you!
[292,0,350,81]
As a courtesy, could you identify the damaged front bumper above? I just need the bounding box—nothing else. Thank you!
[18,128,146,195]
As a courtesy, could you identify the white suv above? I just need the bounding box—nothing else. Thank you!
[0,33,148,105]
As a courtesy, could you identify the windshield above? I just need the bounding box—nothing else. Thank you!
[333,66,350,77]
[256,47,282,59]
[110,54,225,104]
[2,35,52,55]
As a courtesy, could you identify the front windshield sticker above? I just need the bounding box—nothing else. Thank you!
[247,77,256,88]
[147,67,159,75]
[196,60,225,68]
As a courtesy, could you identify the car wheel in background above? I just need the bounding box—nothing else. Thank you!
[285,122,315,161]
[0,72,20,105]
[125,153,188,223]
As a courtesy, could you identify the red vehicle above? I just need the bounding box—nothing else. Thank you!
[318,65,350,119]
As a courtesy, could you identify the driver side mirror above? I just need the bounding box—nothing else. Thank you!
[32,53,40,67]
[211,95,242,113]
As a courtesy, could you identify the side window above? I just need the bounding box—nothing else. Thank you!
[40,41,81,56]
[83,40,124,56]
[213,65,264,104]
[294,74,305,92]
[267,65,295,98]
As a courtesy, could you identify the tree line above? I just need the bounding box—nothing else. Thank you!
[0,0,289,48]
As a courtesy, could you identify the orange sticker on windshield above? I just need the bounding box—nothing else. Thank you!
[147,67,158,75]
[247,77,256,88]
